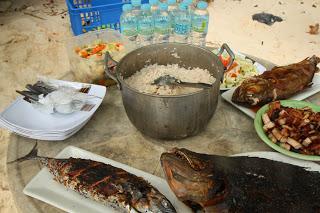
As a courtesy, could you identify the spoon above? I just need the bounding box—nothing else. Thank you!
[151,75,213,89]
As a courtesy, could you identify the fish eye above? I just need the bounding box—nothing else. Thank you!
[161,200,169,207]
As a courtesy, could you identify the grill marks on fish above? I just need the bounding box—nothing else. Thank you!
[11,144,176,213]
[232,56,320,106]
[47,158,161,211]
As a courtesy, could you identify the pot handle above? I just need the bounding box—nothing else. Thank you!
[104,52,122,90]
[217,43,235,71]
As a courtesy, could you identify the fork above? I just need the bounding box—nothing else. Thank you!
[18,84,92,102]
[79,85,91,94]
[80,103,95,112]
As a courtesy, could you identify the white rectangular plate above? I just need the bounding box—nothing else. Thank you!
[23,146,192,213]
[221,74,320,119]
[233,151,320,172]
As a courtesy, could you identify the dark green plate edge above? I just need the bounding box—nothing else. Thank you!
[254,100,320,161]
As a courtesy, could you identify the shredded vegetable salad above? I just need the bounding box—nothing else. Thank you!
[74,40,124,59]
[219,54,259,89]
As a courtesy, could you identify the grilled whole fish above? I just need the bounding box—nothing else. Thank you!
[14,144,176,213]
[160,148,320,213]
[232,55,320,106]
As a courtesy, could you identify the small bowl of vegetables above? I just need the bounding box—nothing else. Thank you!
[67,29,136,85]
[212,49,267,90]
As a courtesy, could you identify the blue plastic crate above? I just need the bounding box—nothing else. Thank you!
[66,0,147,35]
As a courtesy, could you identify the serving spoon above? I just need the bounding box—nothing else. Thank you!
[151,75,213,89]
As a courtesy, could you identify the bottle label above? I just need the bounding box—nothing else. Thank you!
[192,17,208,33]
[174,23,190,35]
[138,17,154,35]
[155,16,170,34]
[121,21,138,36]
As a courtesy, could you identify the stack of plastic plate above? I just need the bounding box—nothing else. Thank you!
[0,79,106,141]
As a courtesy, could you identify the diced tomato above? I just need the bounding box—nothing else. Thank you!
[226,61,238,72]
[80,50,89,58]
[231,73,237,78]
[116,43,124,51]
[219,55,231,68]
[91,44,106,54]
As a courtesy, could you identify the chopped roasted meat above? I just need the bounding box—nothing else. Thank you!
[262,101,320,155]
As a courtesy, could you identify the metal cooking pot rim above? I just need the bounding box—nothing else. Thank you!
[116,43,221,98]
[120,77,215,98]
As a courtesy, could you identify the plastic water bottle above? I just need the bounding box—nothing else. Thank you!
[154,3,170,43]
[149,0,159,12]
[182,0,194,12]
[137,4,155,46]
[131,0,142,16]
[173,3,191,43]
[167,0,178,41]
[120,4,138,41]
[191,1,209,46]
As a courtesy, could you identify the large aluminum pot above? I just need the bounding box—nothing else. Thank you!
[105,43,234,140]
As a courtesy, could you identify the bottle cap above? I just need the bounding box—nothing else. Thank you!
[167,0,176,5]
[179,3,188,10]
[159,3,168,10]
[149,0,159,6]
[197,1,208,9]
[131,0,141,7]
[122,4,132,11]
[182,0,192,6]
[141,3,151,11]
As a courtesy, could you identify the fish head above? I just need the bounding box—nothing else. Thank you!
[149,189,177,213]
[133,188,176,213]
[231,77,272,106]
[160,148,228,210]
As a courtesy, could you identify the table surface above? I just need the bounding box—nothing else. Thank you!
[6,57,320,213]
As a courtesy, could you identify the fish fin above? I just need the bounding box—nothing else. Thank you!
[7,142,38,164]
[307,82,313,88]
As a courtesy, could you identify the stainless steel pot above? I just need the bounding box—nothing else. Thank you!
[105,43,234,140]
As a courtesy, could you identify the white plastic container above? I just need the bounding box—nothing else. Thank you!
[67,29,136,85]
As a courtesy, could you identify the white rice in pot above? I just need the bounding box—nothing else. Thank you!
[125,64,216,95]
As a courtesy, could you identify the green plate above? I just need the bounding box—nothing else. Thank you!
[254,100,320,161]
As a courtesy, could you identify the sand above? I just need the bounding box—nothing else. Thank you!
[0,0,319,212]
[208,0,320,65]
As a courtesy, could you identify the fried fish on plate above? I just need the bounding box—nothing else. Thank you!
[161,148,320,212]
[12,143,176,213]
[232,55,320,107]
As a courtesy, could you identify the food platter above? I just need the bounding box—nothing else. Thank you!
[23,146,192,213]
[221,73,320,119]
[254,100,320,161]
[23,146,320,213]
[18,47,319,211]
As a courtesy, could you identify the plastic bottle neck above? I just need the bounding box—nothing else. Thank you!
[132,5,141,10]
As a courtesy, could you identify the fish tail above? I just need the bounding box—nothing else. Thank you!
[7,142,42,164]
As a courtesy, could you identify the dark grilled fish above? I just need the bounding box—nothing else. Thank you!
[232,55,320,106]
[13,144,176,213]
[160,148,320,213]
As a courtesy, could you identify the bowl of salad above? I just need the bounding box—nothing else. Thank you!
[67,29,136,85]
[214,50,267,90]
